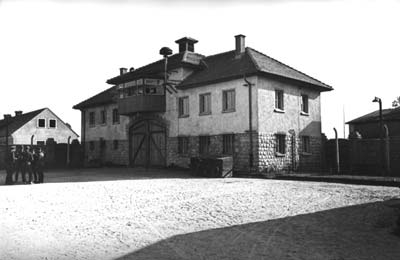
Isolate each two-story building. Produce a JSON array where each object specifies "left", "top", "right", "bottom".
[{"left": 73, "top": 35, "right": 332, "bottom": 172}]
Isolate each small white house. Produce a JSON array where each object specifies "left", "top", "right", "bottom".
[{"left": 0, "top": 108, "right": 79, "bottom": 145}]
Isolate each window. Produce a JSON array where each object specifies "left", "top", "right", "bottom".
[
  {"left": 89, "top": 112, "right": 95, "bottom": 126},
  {"left": 89, "top": 141, "right": 95, "bottom": 151},
  {"left": 100, "top": 110, "right": 106, "bottom": 124},
  {"left": 178, "top": 96, "right": 189, "bottom": 117},
  {"left": 302, "top": 136, "right": 310, "bottom": 153},
  {"left": 222, "top": 89, "right": 235, "bottom": 112},
  {"left": 178, "top": 136, "right": 189, "bottom": 155},
  {"left": 275, "top": 90, "right": 284, "bottom": 111},
  {"left": 301, "top": 94, "right": 309, "bottom": 114},
  {"left": 199, "top": 93, "right": 211, "bottom": 115},
  {"left": 37, "top": 119, "right": 46, "bottom": 128},
  {"left": 199, "top": 136, "right": 210, "bottom": 155},
  {"left": 113, "top": 140, "right": 119, "bottom": 150},
  {"left": 100, "top": 138, "right": 106, "bottom": 149},
  {"left": 275, "top": 134, "right": 286, "bottom": 154},
  {"left": 112, "top": 108, "right": 120, "bottom": 124},
  {"left": 49, "top": 119, "right": 56, "bottom": 128},
  {"left": 222, "top": 134, "right": 235, "bottom": 154}
]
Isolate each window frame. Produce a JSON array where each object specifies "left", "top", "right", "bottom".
[
  {"left": 274, "top": 89, "right": 285, "bottom": 112},
  {"left": 37, "top": 118, "right": 46, "bottom": 128},
  {"left": 48, "top": 119, "right": 57, "bottom": 128},
  {"left": 222, "top": 89, "right": 236, "bottom": 113},
  {"left": 222, "top": 134, "right": 235, "bottom": 155},
  {"left": 178, "top": 136, "right": 189, "bottom": 155},
  {"left": 301, "top": 135, "right": 311, "bottom": 154},
  {"left": 178, "top": 96, "right": 190, "bottom": 118},
  {"left": 100, "top": 110, "right": 107, "bottom": 125},
  {"left": 199, "top": 93, "right": 212, "bottom": 116},
  {"left": 301, "top": 94, "right": 309, "bottom": 115},
  {"left": 89, "top": 112, "right": 95, "bottom": 127},
  {"left": 112, "top": 108, "right": 120, "bottom": 124},
  {"left": 275, "top": 133, "right": 286, "bottom": 156},
  {"left": 199, "top": 135, "right": 210, "bottom": 155}
]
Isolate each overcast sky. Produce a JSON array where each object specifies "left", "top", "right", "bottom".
[{"left": 1, "top": 0, "right": 399, "bottom": 139}]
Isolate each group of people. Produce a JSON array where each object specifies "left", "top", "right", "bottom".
[{"left": 4, "top": 145, "right": 45, "bottom": 185}]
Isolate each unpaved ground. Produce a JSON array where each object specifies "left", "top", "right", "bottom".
[{"left": 0, "top": 168, "right": 399, "bottom": 260}]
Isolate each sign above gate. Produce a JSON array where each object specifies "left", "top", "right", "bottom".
[{"left": 117, "top": 78, "right": 164, "bottom": 89}]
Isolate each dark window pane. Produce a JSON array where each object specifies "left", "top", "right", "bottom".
[
  {"left": 223, "top": 134, "right": 235, "bottom": 154},
  {"left": 199, "top": 136, "right": 210, "bottom": 154},
  {"left": 38, "top": 119, "right": 45, "bottom": 128}
]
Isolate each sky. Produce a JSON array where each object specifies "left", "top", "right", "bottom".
[{"left": 0, "top": 0, "right": 399, "bottom": 139}]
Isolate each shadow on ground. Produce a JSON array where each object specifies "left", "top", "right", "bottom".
[
  {"left": 0, "top": 167, "right": 198, "bottom": 185},
  {"left": 115, "top": 201, "right": 400, "bottom": 260}
]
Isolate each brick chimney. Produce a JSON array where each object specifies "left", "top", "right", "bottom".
[
  {"left": 119, "top": 67, "right": 127, "bottom": 75},
  {"left": 235, "top": 34, "right": 246, "bottom": 56},
  {"left": 175, "top": 37, "right": 198, "bottom": 53},
  {"left": 15, "top": 111, "right": 23, "bottom": 116}
]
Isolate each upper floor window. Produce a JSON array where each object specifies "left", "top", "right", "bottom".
[
  {"left": 302, "top": 136, "right": 311, "bottom": 153},
  {"left": 112, "top": 108, "right": 120, "bottom": 124},
  {"left": 37, "top": 119, "right": 46, "bottom": 128},
  {"left": 178, "top": 136, "right": 189, "bottom": 155},
  {"left": 100, "top": 110, "right": 106, "bottom": 125},
  {"left": 199, "top": 93, "right": 211, "bottom": 115},
  {"left": 49, "top": 119, "right": 57, "bottom": 128},
  {"left": 222, "top": 89, "right": 235, "bottom": 112},
  {"left": 178, "top": 96, "right": 189, "bottom": 117},
  {"left": 222, "top": 134, "right": 235, "bottom": 154},
  {"left": 199, "top": 136, "right": 210, "bottom": 155},
  {"left": 89, "top": 112, "right": 95, "bottom": 126},
  {"left": 275, "top": 90, "right": 284, "bottom": 111},
  {"left": 275, "top": 133, "right": 286, "bottom": 155},
  {"left": 301, "top": 94, "right": 309, "bottom": 114}
]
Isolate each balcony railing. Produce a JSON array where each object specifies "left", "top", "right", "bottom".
[{"left": 118, "top": 95, "right": 166, "bottom": 115}]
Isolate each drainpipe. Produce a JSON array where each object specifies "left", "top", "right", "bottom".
[
  {"left": 67, "top": 136, "right": 71, "bottom": 167},
  {"left": 244, "top": 76, "right": 254, "bottom": 172},
  {"left": 334, "top": 127, "right": 340, "bottom": 174},
  {"left": 31, "top": 135, "right": 34, "bottom": 145}
]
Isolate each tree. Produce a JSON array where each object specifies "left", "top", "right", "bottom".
[{"left": 393, "top": 96, "right": 400, "bottom": 107}]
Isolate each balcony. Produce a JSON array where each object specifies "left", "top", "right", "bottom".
[{"left": 118, "top": 95, "right": 166, "bottom": 115}]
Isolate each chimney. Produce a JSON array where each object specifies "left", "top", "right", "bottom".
[
  {"left": 119, "top": 67, "right": 127, "bottom": 75},
  {"left": 15, "top": 111, "right": 23, "bottom": 116},
  {"left": 175, "top": 37, "right": 198, "bottom": 53},
  {"left": 235, "top": 34, "right": 246, "bottom": 56}
]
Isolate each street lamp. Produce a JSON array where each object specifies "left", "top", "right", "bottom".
[
  {"left": 372, "top": 97, "right": 384, "bottom": 175},
  {"left": 159, "top": 47, "right": 173, "bottom": 94}
]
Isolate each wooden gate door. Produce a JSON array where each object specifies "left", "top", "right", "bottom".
[{"left": 130, "top": 120, "right": 166, "bottom": 167}]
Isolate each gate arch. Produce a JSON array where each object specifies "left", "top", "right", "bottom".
[{"left": 129, "top": 118, "right": 167, "bottom": 167}]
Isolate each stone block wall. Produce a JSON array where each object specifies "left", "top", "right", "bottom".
[{"left": 84, "top": 139, "right": 129, "bottom": 166}]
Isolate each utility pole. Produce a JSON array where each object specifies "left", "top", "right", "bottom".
[{"left": 244, "top": 76, "right": 254, "bottom": 173}]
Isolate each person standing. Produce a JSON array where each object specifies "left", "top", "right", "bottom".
[
  {"left": 36, "top": 147, "right": 45, "bottom": 183},
  {"left": 4, "top": 146, "right": 15, "bottom": 185},
  {"left": 24, "top": 145, "right": 34, "bottom": 184},
  {"left": 13, "top": 145, "right": 25, "bottom": 184}
]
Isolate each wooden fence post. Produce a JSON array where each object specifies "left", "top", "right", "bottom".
[
  {"left": 383, "top": 124, "right": 390, "bottom": 175},
  {"left": 334, "top": 128, "right": 340, "bottom": 174}
]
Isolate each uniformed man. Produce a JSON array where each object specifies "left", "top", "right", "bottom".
[
  {"left": 4, "top": 146, "right": 15, "bottom": 185},
  {"left": 13, "top": 145, "right": 25, "bottom": 183}
]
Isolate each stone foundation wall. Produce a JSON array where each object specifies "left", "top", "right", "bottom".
[
  {"left": 84, "top": 140, "right": 129, "bottom": 166},
  {"left": 298, "top": 136, "right": 322, "bottom": 172}
]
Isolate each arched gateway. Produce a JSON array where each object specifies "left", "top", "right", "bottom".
[{"left": 129, "top": 118, "right": 166, "bottom": 167}]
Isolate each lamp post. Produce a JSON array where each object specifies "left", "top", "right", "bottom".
[
  {"left": 372, "top": 97, "right": 384, "bottom": 175},
  {"left": 159, "top": 47, "right": 173, "bottom": 94}
]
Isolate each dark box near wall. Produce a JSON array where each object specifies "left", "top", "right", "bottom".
[{"left": 190, "top": 156, "right": 233, "bottom": 178}]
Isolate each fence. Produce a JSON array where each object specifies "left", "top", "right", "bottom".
[
  {"left": 0, "top": 138, "right": 83, "bottom": 170},
  {"left": 325, "top": 137, "right": 400, "bottom": 176}
]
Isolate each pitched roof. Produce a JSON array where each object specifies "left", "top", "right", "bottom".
[
  {"left": 347, "top": 107, "right": 400, "bottom": 124},
  {"left": 73, "top": 86, "right": 117, "bottom": 110},
  {"left": 0, "top": 108, "right": 46, "bottom": 135},
  {"left": 73, "top": 43, "right": 332, "bottom": 110},
  {"left": 178, "top": 48, "right": 332, "bottom": 90}
]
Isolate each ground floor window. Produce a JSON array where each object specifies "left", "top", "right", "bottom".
[
  {"left": 113, "top": 140, "right": 119, "bottom": 150},
  {"left": 199, "top": 136, "right": 210, "bottom": 155},
  {"left": 178, "top": 136, "right": 189, "bottom": 155},
  {"left": 302, "top": 136, "right": 310, "bottom": 153},
  {"left": 275, "top": 134, "right": 286, "bottom": 154},
  {"left": 89, "top": 141, "right": 95, "bottom": 151},
  {"left": 222, "top": 134, "right": 235, "bottom": 154}
]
